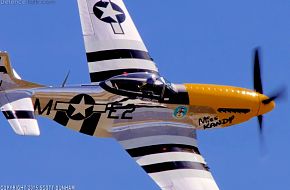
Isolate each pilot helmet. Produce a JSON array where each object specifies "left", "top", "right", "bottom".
[{"left": 146, "top": 75, "right": 157, "bottom": 85}]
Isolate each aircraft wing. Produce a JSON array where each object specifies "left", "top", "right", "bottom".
[
  {"left": 77, "top": 0, "right": 159, "bottom": 83},
  {"left": 76, "top": 1, "right": 219, "bottom": 189},
  {"left": 112, "top": 123, "right": 219, "bottom": 190}
]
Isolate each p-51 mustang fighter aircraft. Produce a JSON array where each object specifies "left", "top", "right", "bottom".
[{"left": 0, "top": 0, "right": 283, "bottom": 189}]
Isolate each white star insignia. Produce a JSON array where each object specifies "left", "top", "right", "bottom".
[
  {"left": 70, "top": 97, "right": 92, "bottom": 117},
  {"left": 97, "top": 2, "right": 123, "bottom": 22}
]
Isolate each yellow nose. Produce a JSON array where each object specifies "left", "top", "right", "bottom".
[{"left": 257, "top": 94, "right": 275, "bottom": 115}]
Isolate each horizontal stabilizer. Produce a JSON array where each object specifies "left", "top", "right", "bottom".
[{"left": 0, "top": 91, "right": 40, "bottom": 136}]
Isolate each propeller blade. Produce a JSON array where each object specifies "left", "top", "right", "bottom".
[
  {"left": 257, "top": 115, "right": 263, "bottom": 134},
  {"left": 253, "top": 48, "right": 263, "bottom": 94},
  {"left": 251, "top": 48, "right": 285, "bottom": 153},
  {"left": 257, "top": 115, "right": 266, "bottom": 154},
  {"left": 262, "top": 87, "right": 287, "bottom": 104}
]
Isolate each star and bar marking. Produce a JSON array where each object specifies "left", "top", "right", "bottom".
[
  {"left": 54, "top": 94, "right": 107, "bottom": 120},
  {"left": 93, "top": 0, "right": 126, "bottom": 34}
]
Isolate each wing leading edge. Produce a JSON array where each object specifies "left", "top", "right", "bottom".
[{"left": 77, "top": 0, "right": 159, "bottom": 83}]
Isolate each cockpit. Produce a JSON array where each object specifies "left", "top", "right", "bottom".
[{"left": 100, "top": 72, "right": 176, "bottom": 101}]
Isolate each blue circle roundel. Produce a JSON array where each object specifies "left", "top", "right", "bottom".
[{"left": 93, "top": 1, "right": 126, "bottom": 24}]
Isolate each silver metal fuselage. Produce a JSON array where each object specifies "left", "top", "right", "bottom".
[{"left": 29, "top": 84, "right": 193, "bottom": 138}]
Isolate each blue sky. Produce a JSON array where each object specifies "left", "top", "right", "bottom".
[{"left": 0, "top": 0, "right": 290, "bottom": 189}]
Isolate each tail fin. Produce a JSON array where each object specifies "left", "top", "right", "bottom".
[
  {"left": 0, "top": 52, "right": 42, "bottom": 136},
  {"left": 0, "top": 52, "right": 41, "bottom": 90}
]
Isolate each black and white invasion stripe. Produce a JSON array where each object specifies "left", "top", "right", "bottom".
[
  {"left": 2, "top": 110, "right": 34, "bottom": 120},
  {"left": 1, "top": 96, "right": 40, "bottom": 136},
  {"left": 86, "top": 49, "right": 159, "bottom": 82},
  {"left": 120, "top": 135, "right": 209, "bottom": 174},
  {"left": 114, "top": 124, "right": 211, "bottom": 175},
  {"left": 113, "top": 122, "right": 220, "bottom": 189}
]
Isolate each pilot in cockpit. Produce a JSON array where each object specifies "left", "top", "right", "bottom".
[{"left": 138, "top": 75, "right": 158, "bottom": 96}]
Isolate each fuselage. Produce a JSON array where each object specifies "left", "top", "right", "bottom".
[{"left": 29, "top": 78, "right": 274, "bottom": 138}]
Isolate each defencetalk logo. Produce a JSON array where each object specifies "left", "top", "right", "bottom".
[{"left": 93, "top": 0, "right": 126, "bottom": 34}]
